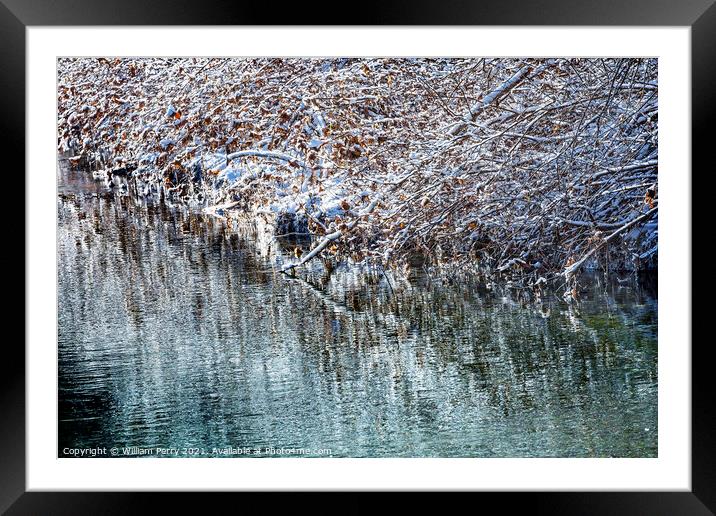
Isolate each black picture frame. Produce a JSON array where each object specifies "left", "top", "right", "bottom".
[{"left": 5, "top": 0, "right": 713, "bottom": 511}]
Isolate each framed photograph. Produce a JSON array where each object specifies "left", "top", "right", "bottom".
[{"left": 7, "top": 0, "right": 713, "bottom": 510}]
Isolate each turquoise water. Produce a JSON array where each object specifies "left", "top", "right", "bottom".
[{"left": 58, "top": 169, "right": 657, "bottom": 458}]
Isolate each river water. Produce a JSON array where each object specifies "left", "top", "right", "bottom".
[{"left": 58, "top": 168, "right": 658, "bottom": 458}]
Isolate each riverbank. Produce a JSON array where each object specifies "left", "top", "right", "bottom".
[{"left": 57, "top": 58, "right": 658, "bottom": 291}]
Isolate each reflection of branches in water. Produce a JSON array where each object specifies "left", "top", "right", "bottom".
[
  {"left": 276, "top": 252, "right": 656, "bottom": 421},
  {"left": 58, "top": 187, "right": 657, "bottom": 454}
]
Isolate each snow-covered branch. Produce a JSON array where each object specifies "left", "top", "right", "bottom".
[{"left": 57, "top": 57, "right": 659, "bottom": 286}]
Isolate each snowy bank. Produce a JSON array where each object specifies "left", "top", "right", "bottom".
[{"left": 57, "top": 57, "right": 658, "bottom": 292}]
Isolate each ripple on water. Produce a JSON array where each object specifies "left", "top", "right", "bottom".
[{"left": 58, "top": 170, "right": 658, "bottom": 458}]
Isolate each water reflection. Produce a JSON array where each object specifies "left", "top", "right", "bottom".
[{"left": 58, "top": 169, "right": 657, "bottom": 457}]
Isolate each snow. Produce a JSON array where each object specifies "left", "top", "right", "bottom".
[
  {"left": 159, "top": 138, "right": 175, "bottom": 150},
  {"left": 58, "top": 57, "right": 659, "bottom": 282}
]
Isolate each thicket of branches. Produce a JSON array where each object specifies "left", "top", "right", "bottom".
[{"left": 58, "top": 58, "right": 658, "bottom": 291}]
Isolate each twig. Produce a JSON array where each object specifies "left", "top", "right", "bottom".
[{"left": 564, "top": 207, "right": 657, "bottom": 278}]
